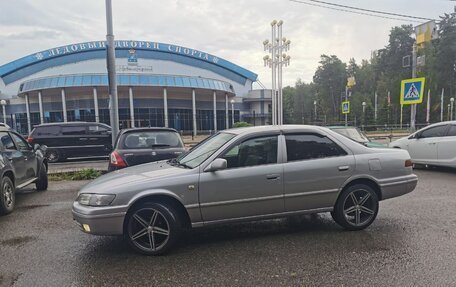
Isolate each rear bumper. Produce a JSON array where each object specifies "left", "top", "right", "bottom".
[
  {"left": 379, "top": 174, "right": 418, "bottom": 200},
  {"left": 72, "top": 202, "right": 126, "bottom": 235}
]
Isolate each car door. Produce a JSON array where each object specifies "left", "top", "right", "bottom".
[
  {"left": 198, "top": 134, "right": 284, "bottom": 222},
  {"left": 10, "top": 132, "right": 38, "bottom": 180},
  {"left": 0, "top": 132, "right": 27, "bottom": 184},
  {"left": 408, "top": 124, "right": 448, "bottom": 164},
  {"left": 60, "top": 124, "right": 90, "bottom": 157},
  {"left": 87, "top": 124, "right": 112, "bottom": 156},
  {"left": 282, "top": 133, "right": 355, "bottom": 212},
  {"left": 437, "top": 124, "right": 456, "bottom": 166}
]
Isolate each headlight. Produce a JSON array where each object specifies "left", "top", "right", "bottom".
[{"left": 77, "top": 193, "right": 116, "bottom": 206}]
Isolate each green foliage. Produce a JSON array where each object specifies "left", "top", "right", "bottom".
[
  {"left": 49, "top": 169, "right": 102, "bottom": 181},
  {"left": 233, "top": 121, "right": 252, "bottom": 128},
  {"left": 283, "top": 12, "right": 456, "bottom": 127}
]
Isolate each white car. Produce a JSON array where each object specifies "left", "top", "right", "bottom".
[{"left": 389, "top": 121, "right": 456, "bottom": 168}]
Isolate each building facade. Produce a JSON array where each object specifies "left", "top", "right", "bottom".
[{"left": 0, "top": 40, "right": 271, "bottom": 135}]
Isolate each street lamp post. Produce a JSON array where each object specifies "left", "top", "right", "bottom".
[
  {"left": 0, "top": 100, "right": 6, "bottom": 124},
  {"left": 448, "top": 104, "right": 451, "bottom": 121},
  {"left": 451, "top": 98, "right": 455, "bottom": 121},
  {"left": 230, "top": 99, "right": 235, "bottom": 127},
  {"left": 362, "top": 101, "right": 366, "bottom": 130},
  {"left": 263, "top": 20, "right": 291, "bottom": 125},
  {"left": 313, "top": 100, "right": 317, "bottom": 121}
]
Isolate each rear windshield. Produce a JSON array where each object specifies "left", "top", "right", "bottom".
[{"left": 120, "top": 131, "right": 183, "bottom": 149}]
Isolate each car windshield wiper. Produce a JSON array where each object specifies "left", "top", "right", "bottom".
[{"left": 167, "top": 158, "right": 191, "bottom": 169}]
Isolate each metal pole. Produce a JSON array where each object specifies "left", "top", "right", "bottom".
[
  {"left": 344, "top": 86, "right": 348, "bottom": 127},
  {"left": 93, "top": 87, "right": 99, "bottom": 123},
  {"left": 277, "top": 21, "right": 283, "bottom": 125},
  {"left": 25, "top": 93, "right": 31, "bottom": 134},
  {"left": 192, "top": 89, "right": 197, "bottom": 137},
  {"left": 129, "top": 87, "right": 135, "bottom": 128},
  {"left": 213, "top": 91, "right": 217, "bottom": 132},
  {"left": 61, "top": 89, "right": 67, "bottom": 122},
  {"left": 451, "top": 98, "right": 455, "bottom": 121},
  {"left": 411, "top": 43, "right": 417, "bottom": 131},
  {"left": 225, "top": 93, "right": 229, "bottom": 129},
  {"left": 448, "top": 104, "right": 451, "bottom": 121},
  {"left": 105, "top": 0, "right": 119, "bottom": 146},
  {"left": 374, "top": 92, "right": 378, "bottom": 122},
  {"left": 163, "top": 88, "right": 168, "bottom": 128},
  {"left": 440, "top": 88, "right": 445, "bottom": 122},
  {"left": 400, "top": 104, "right": 403, "bottom": 129},
  {"left": 2, "top": 105, "right": 6, "bottom": 124},
  {"left": 271, "top": 21, "right": 277, "bottom": 125},
  {"left": 38, "top": 91, "right": 44, "bottom": 124},
  {"left": 314, "top": 100, "right": 317, "bottom": 121},
  {"left": 426, "top": 89, "right": 430, "bottom": 124},
  {"left": 231, "top": 101, "right": 235, "bottom": 126}
]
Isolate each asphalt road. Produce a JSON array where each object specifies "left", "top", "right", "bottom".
[{"left": 1, "top": 168, "right": 456, "bottom": 286}]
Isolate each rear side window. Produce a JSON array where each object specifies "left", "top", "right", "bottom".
[
  {"left": 35, "top": 126, "right": 60, "bottom": 136},
  {"left": 446, "top": 125, "right": 456, "bottom": 136},
  {"left": 88, "top": 125, "right": 110, "bottom": 135},
  {"left": 121, "top": 131, "right": 183, "bottom": 149},
  {"left": 285, "top": 134, "right": 347, "bottom": 162},
  {"left": 61, "top": 125, "right": 87, "bottom": 136},
  {"left": 0, "top": 132, "right": 15, "bottom": 150},
  {"left": 420, "top": 125, "right": 447, "bottom": 138}
]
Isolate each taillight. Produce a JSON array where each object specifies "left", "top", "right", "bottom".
[
  {"left": 405, "top": 159, "right": 413, "bottom": 167},
  {"left": 110, "top": 151, "right": 127, "bottom": 168},
  {"left": 26, "top": 137, "right": 33, "bottom": 143}
]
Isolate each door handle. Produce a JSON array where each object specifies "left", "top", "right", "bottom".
[
  {"left": 428, "top": 142, "right": 437, "bottom": 145},
  {"left": 79, "top": 138, "right": 88, "bottom": 141},
  {"left": 266, "top": 174, "right": 280, "bottom": 180},
  {"left": 338, "top": 166, "right": 350, "bottom": 171}
]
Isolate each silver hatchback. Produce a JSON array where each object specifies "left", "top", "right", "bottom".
[{"left": 73, "top": 125, "right": 417, "bottom": 255}]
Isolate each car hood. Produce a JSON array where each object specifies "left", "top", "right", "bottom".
[{"left": 80, "top": 161, "right": 192, "bottom": 194}]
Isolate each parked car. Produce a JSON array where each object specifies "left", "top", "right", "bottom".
[
  {"left": 27, "top": 122, "right": 112, "bottom": 163},
  {"left": 108, "top": 128, "right": 186, "bottom": 171},
  {"left": 389, "top": 121, "right": 456, "bottom": 168},
  {"left": 0, "top": 122, "right": 11, "bottom": 129},
  {"left": 73, "top": 125, "right": 417, "bottom": 255},
  {"left": 0, "top": 127, "right": 48, "bottom": 215},
  {"left": 329, "top": 126, "right": 385, "bottom": 148}
]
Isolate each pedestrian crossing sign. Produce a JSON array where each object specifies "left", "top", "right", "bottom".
[
  {"left": 342, "top": 101, "right": 350, "bottom": 114},
  {"left": 400, "top": 77, "right": 425, "bottom": 105}
]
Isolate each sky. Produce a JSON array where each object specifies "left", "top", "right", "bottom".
[{"left": 0, "top": 0, "right": 453, "bottom": 88}]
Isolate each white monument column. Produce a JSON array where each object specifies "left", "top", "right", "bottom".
[
  {"left": 163, "top": 88, "right": 169, "bottom": 127},
  {"left": 192, "top": 89, "right": 197, "bottom": 137},
  {"left": 25, "top": 93, "right": 31, "bottom": 133},
  {"left": 213, "top": 91, "right": 217, "bottom": 132},
  {"left": 93, "top": 87, "right": 99, "bottom": 123},
  {"left": 38, "top": 91, "right": 44, "bottom": 124},
  {"left": 225, "top": 93, "right": 229, "bottom": 129},
  {"left": 129, "top": 87, "right": 135, "bottom": 128},
  {"left": 61, "top": 88, "right": 68, "bottom": 122}
]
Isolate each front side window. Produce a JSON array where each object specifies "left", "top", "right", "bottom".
[
  {"left": 10, "top": 133, "right": 30, "bottom": 151},
  {"left": 286, "top": 134, "right": 347, "bottom": 162},
  {"left": 0, "top": 132, "right": 16, "bottom": 150},
  {"left": 221, "top": 136, "right": 278, "bottom": 168},
  {"left": 420, "top": 125, "right": 447, "bottom": 138},
  {"left": 177, "top": 132, "right": 236, "bottom": 168},
  {"left": 445, "top": 125, "right": 456, "bottom": 137}
]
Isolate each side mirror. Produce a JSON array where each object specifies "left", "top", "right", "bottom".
[
  {"left": 33, "top": 144, "right": 40, "bottom": 151},
  {"left": 204, "top": 158, "right": 227, "bottom": 172}
]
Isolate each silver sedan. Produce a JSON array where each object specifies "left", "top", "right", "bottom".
[{"left": 72, "top": 125, "right": 418, "bottom": 255}]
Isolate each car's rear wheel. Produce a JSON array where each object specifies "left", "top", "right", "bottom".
[
  {"left": 0, "top": 176, "right": 15, "bottom": 215},
  {"left": 35, "top": 162, "right": 48, "bottom": 191},
  {"left": 331, "top": 184, "right": 379, "bottom": 231},
  {"left": 125, "top": 202, "right": 181, "bottom": 255},
  {"left": 46, "top": 149, "right": 61, "bottom": 163}
]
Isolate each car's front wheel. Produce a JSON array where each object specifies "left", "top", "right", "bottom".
[
  {"left": 125, "top": 202, "right": 181, "bottom": 255},
  {"left": 331, "top": 184, "right": 379, "bottom": 231},
  {"left": 35, "top": 162, "right": 48, "bottom": 191},
  {"left": 0, "top": 176, "right": 15, "bottom": 215}
]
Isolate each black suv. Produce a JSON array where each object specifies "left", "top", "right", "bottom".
[
  {"left": 0, "top": 127, "right": 48, "bottom": 215},
  {"left": 27, "top": 122, "right": 112, "bottom": 163}
]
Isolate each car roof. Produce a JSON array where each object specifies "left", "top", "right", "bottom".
[
  {"left": 224, "top": 125, "right": 332, "bottom": 135},
  {"left": 34, "top": 122, "right": 111, "bottom": 127},
  {"left": 327, "top": 126, "right": 357, "bottom": 129},
  {"left": 119, "top": 127, "right": 179, "bottom": 134},
  {"left": 0, "top": 126, "right": 11, "bottom": 132}
]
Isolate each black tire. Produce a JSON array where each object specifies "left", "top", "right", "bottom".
[
  {"left": 331, "top": 184, "right": 379, "bottom": 231},
  {"left": 46, "top": 149, "right": 61, "bottom": 163},
  {"left": 0, "top": 176, "right": 15, "bottom": 215},
  {"left": 125, "top": 202, "right": 181, "bottom": 255},
  {"left": 35, "top": 163, "right": 48, "bottom": 191}
]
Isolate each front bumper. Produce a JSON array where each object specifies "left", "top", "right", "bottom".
[
  {"left": 72, "top": 202, "right": 127, "bottom": 235},
  {"left": 379, "top": 174, "right": 418, "bottom": 200}
]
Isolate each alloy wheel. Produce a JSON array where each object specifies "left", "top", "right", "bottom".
[
  {"left": 342, "top": 189, "right": 376, "bottom": 227},
  {"left": 128, "top": 208, "right": 170, "bottom": 252},
  {"left": 3, "top": 181, "right": 13, "bottom": 208}
]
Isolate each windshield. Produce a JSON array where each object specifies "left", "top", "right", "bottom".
[
  {"left": 333, "top": 128, "right": 369, "bottom": 143},
  {"left": 176, "top": 132, "right": 236, "bottom": 168},
  {"left": 121, "top": 131, "right": 183, "bottom": 149}
]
